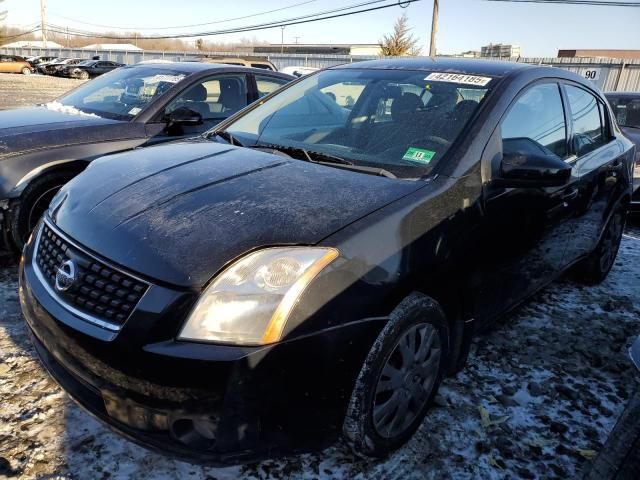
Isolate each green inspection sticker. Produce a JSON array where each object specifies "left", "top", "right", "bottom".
[{"left": 402, "top": 147, "right": 436, "bottom": 164}]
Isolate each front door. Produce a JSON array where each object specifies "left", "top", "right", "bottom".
[
  {"left": 145, "top": 73, "right": 251, "bottom": 142},
  {"left": 475, "top": 81, "right": 580, "bottom": 324}
]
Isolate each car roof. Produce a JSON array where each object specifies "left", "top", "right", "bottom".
[
  {"left": 120, "top": 61, "right": 294, "bottom": 80},
  {"left": 332, "top": 57, "right": 534, "bottom": 78},
  {"left": 122, "top": 61, "right": 279, "bottom": 74}
]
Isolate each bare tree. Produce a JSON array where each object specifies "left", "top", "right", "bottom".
[{"left": 379, "top": 12, "right": 421, "bottom": 57}]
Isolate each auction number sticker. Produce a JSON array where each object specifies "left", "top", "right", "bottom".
[
  {"left": 403, "top": 147, "right": 436, "bottom": 164},
  {"left": 425, "top": 72, "right": 492, "bottom": 86}
]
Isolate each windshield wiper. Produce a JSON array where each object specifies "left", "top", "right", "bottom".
[
  {"left": 211, "top": 130, "right": 243, "bottom": 147},
  {"left": 249, "top": 143, "right": 397, "bottom": 179}
]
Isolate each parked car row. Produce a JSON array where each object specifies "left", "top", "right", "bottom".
[{"left": 0, "top": 58, "right": 636, "bottom": 465}]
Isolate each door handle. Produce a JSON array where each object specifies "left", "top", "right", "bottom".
[{"left": 561, "top": 188, "right": 579, "bottom": 205}]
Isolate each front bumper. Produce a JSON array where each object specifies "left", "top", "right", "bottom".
[{"left": 19, "top": 243, "right": 384, "bottom": 464}]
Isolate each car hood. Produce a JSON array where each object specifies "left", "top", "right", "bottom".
[
  {"left": 0, "top": 107, "right": 130, "bottom": 158},
  {"left": 50, "top": 139, "right": 423, "bottom": 288}
]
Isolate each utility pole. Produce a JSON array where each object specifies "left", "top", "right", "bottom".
[
  {"left": 66, "top": 26, "right": 69, "bottom": 48},
  {"left": 280, "top": 26, "right": 285, "bottom": 54},
  {"left": 429, "top": 0, "right": 439, "bottom": 57},
  {"left": 40, "top": 0, "right": 47, "bottom": 48}
]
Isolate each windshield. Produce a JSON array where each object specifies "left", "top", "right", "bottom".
[
  {"left": 55, "top": 67, "right": 189, "bottom": 120},
  {"left": 220, "top": 68, "right": 493, "bottom": 178},
  {"left": 607, "top": 95, "right": 640, "bottom": 129}
]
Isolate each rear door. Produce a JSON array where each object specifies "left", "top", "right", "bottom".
[{"left": 561, "top": 83, "right": 626, "bottom": 260}]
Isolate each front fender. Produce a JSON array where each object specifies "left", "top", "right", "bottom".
[{"left": 0, "top": 138, "right": 148, "bottom": 199}]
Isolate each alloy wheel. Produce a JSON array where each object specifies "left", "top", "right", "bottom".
[{"left": 372, "top": 322, "right": 441, "bottom": 438}]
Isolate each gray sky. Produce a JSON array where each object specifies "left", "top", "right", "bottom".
[{"left": 3, "top": 0, "right": 639, "bottom": 57}]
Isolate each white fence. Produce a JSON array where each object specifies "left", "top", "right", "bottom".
[{"left": 2, "top": 46, "right": 639, "bottom": 92}]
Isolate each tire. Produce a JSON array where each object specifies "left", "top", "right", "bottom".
[
  {"left": 79, "top": 71, "right": 89, "bottom": 80},
  {"left": 573, "top": 207, "right": 626, "bottom": 285},
  {"left": 21, "top": 67, "right": 32, "bottom": 75},
  {"left": 343, "top": 292, "right": 449, "bottom": 457},
  {"left": 10, "top": 171, "right": 78, "bottom": 250}
]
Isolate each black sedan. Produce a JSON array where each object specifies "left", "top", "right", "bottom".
[
  {"left": 606, "top": 92, "right": 640, "bottom": 211},
  {"left": 61, "top": 60, "right": 125, "bottom": 80},
  {"left": 19, "top": 58, "right": 634, "bottom": 464},
  {"left": 0, "top": 62, "right": 293, "bottom": 250}
]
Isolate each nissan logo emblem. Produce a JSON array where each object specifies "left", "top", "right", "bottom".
[{"left": 55, "top": 260, "right": 77, "bottom": 292}]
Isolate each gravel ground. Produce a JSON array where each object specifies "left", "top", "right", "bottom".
[
  {"left": 0, "top": 76, "right": 639, "bottom": 479},
  {"left": 0, "top": 73, "right": 81, "bottom": 110},
  {"left": 0, "top": 222, "right": 638, "bottom": 480}
]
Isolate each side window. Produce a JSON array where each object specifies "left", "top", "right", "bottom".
[
  {"left": 255, "top": 75, "right": 289, "bottom": 99},
  {"left": 502, "top": 83, "right": 567, "bottom": 159},
  {"left": 251, "top": 64, "right": 274, "bottom": 70},
  {"left": 565, "top": 85, "right": 608, "bottom": 156},
  {"left": 166, "top": 74, "right": 249, "bottom": 120}
]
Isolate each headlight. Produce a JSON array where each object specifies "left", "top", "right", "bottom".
[{"left": 178, "top": 247, "right": 339, "bottom": 345}]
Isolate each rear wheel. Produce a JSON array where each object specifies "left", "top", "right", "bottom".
[
  {"left": 21, "top": 67, "right": 31, "bottom": 75},
  {"left": 573, "top": 207, "right": 626, "bottom": 285},
  {"left": 343, "top": 293, "right": 449, "bottom": 457},
  {"left": 10, "top": 171, "right": 78, "bottom": 250}
]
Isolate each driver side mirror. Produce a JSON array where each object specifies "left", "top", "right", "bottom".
[
  {"left": 165, "top": 106, "right": 203, "bottom": 127},
  {"left": 495, "top": 150, "right": 572, "bottom": 188}
]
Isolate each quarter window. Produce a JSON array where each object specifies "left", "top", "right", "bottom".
[
  {"left": 502, "top": 83, "right": 567, "bottom": 159},
  {"left": 255, "top": 75, "right": 289, "bottom": 99},
  {"left": 565, "top": 85, "right": 607, "bottom": 156}
]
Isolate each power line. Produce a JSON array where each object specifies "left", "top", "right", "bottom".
[
  {"left": 43, "top": 0, "right": 421, "bottom": 40},
  {"left": 48, "top": 0, "right": 320, "bottom": 31},
  {"left": 485, "top": 0, "right": 640, "bottom": 5},
  {"left": 0, "top": 26, "right": 40, "bottom": 41}
]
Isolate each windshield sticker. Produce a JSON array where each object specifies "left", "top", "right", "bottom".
[
  {"left": 403, "top": 147, "right": 436, "bottom": 164},
  {"left": 424, "top": 72, "right": 492, "bottom": 86},
  {"left": 148, "top": 74, "right": 185, "bottom": 84},
  {"left": 128, "top": 107, "right": 142, "bottom": 115}
]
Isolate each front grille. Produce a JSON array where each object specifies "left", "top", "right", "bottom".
[{"left": 34, "top": 221, "right": 148, "bottom": 330}]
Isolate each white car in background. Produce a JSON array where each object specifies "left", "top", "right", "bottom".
[{"left": 280, "top": 66, "right": 319, "bottom": 77}]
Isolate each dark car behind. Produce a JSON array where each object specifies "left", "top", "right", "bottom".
[
  {"left": 0, "top": 62, "right": 294, "bottom": 250},
  {"left": 60, "top": 60, "right": 125, "bottom": 80},
  {"left": 606, "top": 92, "right": 640, "bottom": 210}
]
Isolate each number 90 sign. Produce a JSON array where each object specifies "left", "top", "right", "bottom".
[{"left": 582, "top": 69, "right": 601, "bottom": 81}]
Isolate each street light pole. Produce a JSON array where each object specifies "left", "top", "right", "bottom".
[
  {"left": 429, "top": 0, "right": 439, "bottom": 57},
  {"left": 280, "top": 26, "right": 285, "bottom": 54}
]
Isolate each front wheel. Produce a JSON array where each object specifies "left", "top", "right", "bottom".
[
  {"left": 21, "top": 67, "right": 32, "bottom": 75},
  {"left": 573, "top": 207, "right": 626, "bottom": 285},
  {"left": 343, "top": 293, "right": 449, "bottom": 457},
  {"left": 79, "top": 71, "right": 89, "bottom": 80},
  {"left": 10, "top": 171, "right": 78, "bottom": 250}
]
